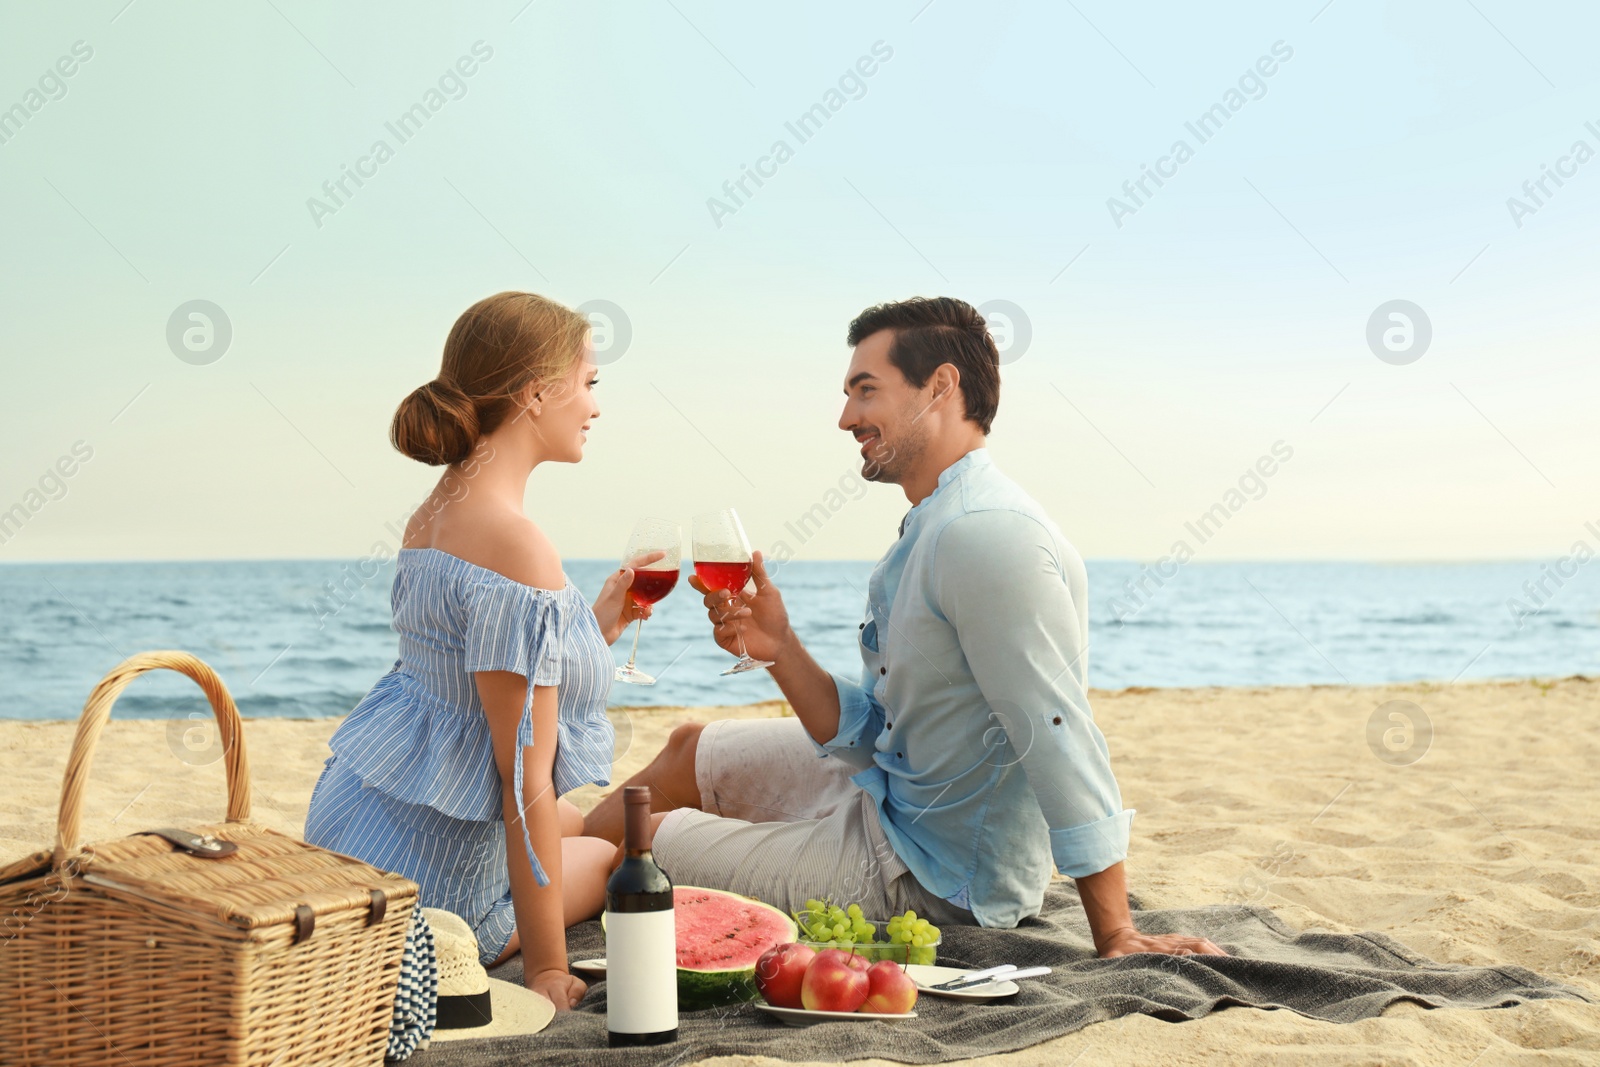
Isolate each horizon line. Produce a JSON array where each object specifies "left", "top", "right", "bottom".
[{"left": 0, "top": 554, "right": 1572, "bottom": 567}]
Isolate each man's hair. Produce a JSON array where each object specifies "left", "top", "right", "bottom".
[{"left": 846, "top": 297, "right": 1001, "bottom": 434}]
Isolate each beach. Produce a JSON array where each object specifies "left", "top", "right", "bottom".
[{"left": 4, "top": 678, "right": 1597, "bottom": 1065}]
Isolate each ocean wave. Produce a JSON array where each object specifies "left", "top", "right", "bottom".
[
  {"left": 1367, "top": 612, "right": 1457, "bottom": 625},
  {"left": 3, "top": 559, "right": 1598, "bottom": 718}
]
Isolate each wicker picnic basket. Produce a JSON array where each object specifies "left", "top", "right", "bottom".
[{"left": 0, "top": 651, "right": 419, "bottom": 1067}]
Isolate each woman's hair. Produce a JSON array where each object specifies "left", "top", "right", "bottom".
[{"left": 391, "top": 291, "right": 591, "bottom": 465}]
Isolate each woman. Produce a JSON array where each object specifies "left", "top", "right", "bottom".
[{"left": 306, "top": 291, "right": 654, "bottom": 1013}]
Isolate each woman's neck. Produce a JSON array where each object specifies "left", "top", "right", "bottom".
[{"left": 457, "top": 426, "right": 538, "bottom": 507}]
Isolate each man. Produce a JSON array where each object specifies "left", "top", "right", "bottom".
[{"left": 587, "top": 297, "right": 1225, "bottom": 958}]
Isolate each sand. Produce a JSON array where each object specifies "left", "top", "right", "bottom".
[{"left": 3, "top": 679, "right": 1598, "bottom": 1065}]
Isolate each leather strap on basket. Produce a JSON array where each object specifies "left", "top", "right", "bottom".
[
  {"left": 368, "top": 888, "right": 388, "bottom": 926},
  {"left": 54, "top": 651, "right": 252, "bottom": 871}
]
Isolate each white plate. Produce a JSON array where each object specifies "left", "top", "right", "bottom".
[
  {"left": 570, "top": 958, "right": 607, "bottom": 979},
  {"left": 904, "top": 963, "right": 1021, "bottom": 999},
  {"left": 756, "top": 1004, "right": 918, "bottom": 1026}
]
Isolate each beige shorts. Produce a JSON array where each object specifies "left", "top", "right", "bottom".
[{"left": 652, "top": 717, "right": 972, "bottom": 925}]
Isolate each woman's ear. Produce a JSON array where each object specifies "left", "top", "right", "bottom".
[{"left": 515, "top": 379, "right": 543, "bottom": 416}]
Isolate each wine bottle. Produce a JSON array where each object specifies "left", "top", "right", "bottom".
[{"left": 605, "top": 786, "right": 678, "bottom": 1046}]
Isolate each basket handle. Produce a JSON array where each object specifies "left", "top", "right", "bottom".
[{"left": 54, "top": 650, "right": 252, "bottom": 869}]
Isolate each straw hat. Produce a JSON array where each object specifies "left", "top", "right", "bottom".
[{"left": 423, "top": 908, "right": 554, "bottom": 1042}]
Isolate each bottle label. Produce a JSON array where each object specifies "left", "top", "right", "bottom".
[{"left": 605, "top": 909, "right": 679, "bottom": 1034}]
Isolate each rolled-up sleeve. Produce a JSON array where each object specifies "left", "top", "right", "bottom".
[
  {"left": 807, "top": 672, "right": 886, "bottom": 772},
  {"left": 931, "top": 510, "right": 1134, "bottom": 879}
]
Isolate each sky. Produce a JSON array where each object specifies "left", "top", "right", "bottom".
[{"left": 2, "top": 0, "right": 1597, "bottom": 565}]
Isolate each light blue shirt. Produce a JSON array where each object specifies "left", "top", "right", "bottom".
[{"left": 815, "top": 449, "right": 1134, "bottom": 927}]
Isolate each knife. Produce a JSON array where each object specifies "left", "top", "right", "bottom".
[
  {"left": 928, "top": 964, "right": 1016, "bottom": 990},
  {"left": 932, "top": 965, "right": 1052, "bottom": 991}
]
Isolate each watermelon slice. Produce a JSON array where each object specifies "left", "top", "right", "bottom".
[{"left": 602, "top": 886, "right": 798, "bottom": 1011}]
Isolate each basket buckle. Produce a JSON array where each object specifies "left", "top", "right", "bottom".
[{"left": 135, "top": 828, "right": 239, "bottom": 859}]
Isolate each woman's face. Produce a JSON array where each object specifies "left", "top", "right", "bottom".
[{"left": 533, "top": 347, "right": 600, "bottom": 463}]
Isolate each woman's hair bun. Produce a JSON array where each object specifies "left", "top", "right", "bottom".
[
  {"left": 394, "top": 292, "right": 590, "bottom": 466},
  {"left": 390, "top": 379, "right": 480, "bottom": 466}
]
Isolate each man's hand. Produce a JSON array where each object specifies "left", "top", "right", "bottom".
[
  {"left": 527, "top": 967, "right": 587, "bottom": 1011},
  {"left": 591, "top": 550, "right": 667, "bottom": 645},
  {"left": 688, "top": 550, "right": 791, "bottom": 664},
  {"left": 1076, "top": 861, "right": 1230, "bottom": 960},
  {"left": 1095, "top": 926, "right": 1229, "bottom": 959}
]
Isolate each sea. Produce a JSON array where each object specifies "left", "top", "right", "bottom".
[{"left": 1, "top": 559, "right": 1595, "bottom": 722}]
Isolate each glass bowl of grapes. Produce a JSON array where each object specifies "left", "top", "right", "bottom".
[{"left": 793, "top": 899, "right": 941, "bottom": 966}]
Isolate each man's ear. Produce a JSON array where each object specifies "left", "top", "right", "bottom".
[{"left": 930, "top": 363, "right": 962, "bottom": 407}]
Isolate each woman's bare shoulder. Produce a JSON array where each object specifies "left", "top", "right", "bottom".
[
  {"left": 407, "top": 504, "right": 564, "bottom": 592},
  {"left": 473, "top": 516, "right": 564, "bottom": 591}
]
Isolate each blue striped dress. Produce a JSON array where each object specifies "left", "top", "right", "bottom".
[{"left": 305, "top": 547, "right": 615, "bottom": 964}]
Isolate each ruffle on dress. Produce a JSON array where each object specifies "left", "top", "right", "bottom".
[{"left": 330, "top": 576, "right": 612, "bottom": 887}]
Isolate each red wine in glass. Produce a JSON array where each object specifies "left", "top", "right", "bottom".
[
  {"left": 692, "top": 561, "right": 750, "bottom": 594},
  {"left": 615, "top": 518, "right": 683, "bottom": 686},
  {"left": 691, "top": 509, "right": 774, "bottom": 676},
  {"left": 628, "top": 569, "right": 680, "bottom": 606}
]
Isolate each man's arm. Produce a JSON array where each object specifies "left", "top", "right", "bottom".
[
  {"left": 1077, "top": 861, "right": 1225, "bottom": 957},
  {"left": 688, "top": 551, "right": 882, "bottom": 769},
  {"left": 932, "top": 511, "right": 1227, "bottom": 957}
]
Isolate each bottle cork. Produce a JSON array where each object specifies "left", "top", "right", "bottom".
[{"left": 623, "top": 785, "right": 654, "bottom": 851}]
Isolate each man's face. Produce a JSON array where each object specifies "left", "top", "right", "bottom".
[{"left": 837, "top": 329, "right": 926, "bottom": 484}]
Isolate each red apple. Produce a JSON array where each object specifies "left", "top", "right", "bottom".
[
  {"left": 859, "top": 959, "right": 918, "bottom": 1014},
  {"left": 800, "top": 948, "right": 870, "bottom": 1012},
  {"left": 754, "top": 942, "right": 816, "bottom": 1009}
]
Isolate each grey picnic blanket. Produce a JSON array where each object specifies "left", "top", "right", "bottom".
[{"left": 408, "top": 883, "right": 1592, "bottom": 1066}]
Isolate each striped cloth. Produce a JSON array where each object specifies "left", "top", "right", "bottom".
[
  {"left": 386, "top": 903, "right": 438, "bottom": 1061},
  {"left": 305, "top": 547, "right": 614, "bottom": 964}
]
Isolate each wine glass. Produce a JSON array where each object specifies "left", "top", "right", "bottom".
[
  {"left": 692, "top": 508, "right": 775, "bottom": 675},
  {"left": 614, "top": 518, "right": 682, "bottom": 686}
]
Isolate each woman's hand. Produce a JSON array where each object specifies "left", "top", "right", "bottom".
[
  {"left": 528, "top": 967, "right": 587, "bottom": 1011},
  {"left": 592, "top": 550, "right": 668, "bottom": 645}
]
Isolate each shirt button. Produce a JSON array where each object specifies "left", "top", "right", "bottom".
[
  {"left": 859, "top": 623, "right": 865, "bottom": 630},
  {"left": 879, "top": 667, "right": 887, "bottom": 675}
]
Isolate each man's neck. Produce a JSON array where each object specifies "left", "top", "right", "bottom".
[{"left": 900, "top": 434, "right": 987, "bottom": 506}]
